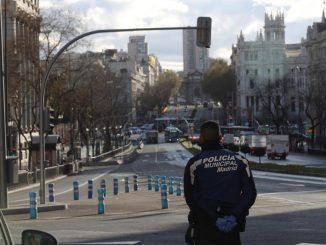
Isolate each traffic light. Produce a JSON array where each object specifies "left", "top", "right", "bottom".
[
  {"left": 43, "top": 107, "right": 55, "bottom": 133},
  {"left": 196, "top": 17, "right": 212, "bottom": 48}
]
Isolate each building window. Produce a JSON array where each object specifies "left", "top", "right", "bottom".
[
  {"left": 267, "top": 69, "right": 270, "bottom": 75},
  {"left": 276, "top": 95, "right": 281, "bottom": 106},
  {"left": 250, "top": 79, "right": 255, "bottom": 89},
  {"left": 254, "top": 52, "right": 258, "bottom": 60},
  {"left": 275, "top": 80, "right": 280, "bottom": 88},
  {"left": 245, "top": 51, "right": 249, "bottom": 61},
  {"left": 246, "top": 96, "right": 250, "bottom": 108},
  {"left": 299, "top": 97, "right": 304, "bottom": 111},
  {"left": 256, "top": 96, "right": 259, "bottom": 112},
  {"left": 246, "top": 69, "right": 249, "bottom": 75},
  {"left": 291, "top": 97, "right": 296, "bottom": 112},
  {"left": 254, "top": 69, "right": 258, "bottom": 76},
  {"left": 251, "top": 96, "right": 254, "bottom": 108}
]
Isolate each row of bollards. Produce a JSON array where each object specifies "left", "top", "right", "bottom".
[
  {"left": 29, "top": 174, "right": 183, "bottom": 219},
  {"left": 147, "top": 175, "right": 184, "bottom": 209}
]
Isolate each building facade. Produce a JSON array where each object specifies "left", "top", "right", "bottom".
[
  {"left": 103, "top": 49, "right": 147, "bottom": 122},
  {"left": 6, "top": 0, "right": 40, "bottom": 170},
  {"left": 304, "top": 12, "right": 326, "bottom": 146},
  {"left": 182, "top": 29, "right": 209, "bottom": 104},
  {"left": 231, "top": 13, "right": 307, "bottom": 128},
  {"left": 128, "top": 35, "right": 148, "bottom": 64}
]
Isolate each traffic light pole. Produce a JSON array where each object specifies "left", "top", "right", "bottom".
[
  {"left": 0, "top": 1, "right": 7, "bottom": 209},
  {"left": 39, "top": 22, "right": 211, "bottom": 204}
]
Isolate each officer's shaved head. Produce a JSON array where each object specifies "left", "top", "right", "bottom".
[{"left": 200, "top": 121, "right": 220, "bottom": 142}]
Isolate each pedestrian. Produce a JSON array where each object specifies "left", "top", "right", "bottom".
[{"left": 184, "top": 121, "right": 257, "bottom": 245}]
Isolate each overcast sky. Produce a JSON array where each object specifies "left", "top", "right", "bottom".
[{"left": 41, "top": 0, "right": 325, "bottom": 70}]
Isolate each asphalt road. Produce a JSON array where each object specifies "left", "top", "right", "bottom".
[
  {"left": 5, "top": 135, "right": 326, "bottom": 245},
  {"left": 246, "top": 152, "right": 326, "bottom": 167}
]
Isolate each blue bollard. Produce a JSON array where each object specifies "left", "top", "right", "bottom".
[
  {"left": 113, "top": 178, "right": 119, "bottom": 195},
  {"left": 100, "top": 179, "right": 106, "bottom": 197},
  {"left": 98, "top": 188, "right": 105, "bottom": 214},
  {"left": 154, "top": 175, "right": 159, "bottom": 192},
  {"left": 133, "top": 175, "right": 138, "bottom": 191},
  {"left": 88, "top": 180, "right": 93, "bottom": 199},
  {"left": 48, "top": 183, "right": 55, "bottom": 202},
  {"left": 161, "top": 184, "right": 168, "bottom": 209},
  {"left": 161, "top": 176, "right": 166, "bottom": 185},
  {"left": 168, "top": 177, "right": 174, "bottom": 195},
  {"left": 176, "top": 177, "right": 181, "bottom": 196},
  {"left": 29, "top": 192, "right": 37, "bottom": 219},
  {"left": 73, "top": 181, "right": 79, "bottom": 200},
  {"left": 125, "top": 177, "right": 129, "bottom": 193},
  {"left": 148, "top": 175, "right": 152, "bottom": 191}
]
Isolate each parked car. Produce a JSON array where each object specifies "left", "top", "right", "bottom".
[
  {"left": 164, "top": 127, "right": 183, "bottom": 142},
  {"left": 140, "top": 123, "right": 154, "bottom": 131},
  {"left": 145, "top": 130, "right": 159, "bottom": 144}
]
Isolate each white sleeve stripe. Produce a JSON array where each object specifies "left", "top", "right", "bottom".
[
  {"left": 190, "top": 159, "right": 202, "bottom": 185},
  {"left": 235, "top": 155, "right": 251, "bottom": 177}
]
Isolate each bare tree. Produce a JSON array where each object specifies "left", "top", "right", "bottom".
[
  {"left": 301, "top": 78, "right": 326, "bottom": 148},
  {"left": 7, "top": 8, "right": 86, "bottom": 170},
  {"left": 256, "top": 78, "right": 291, "bottom": 134}
]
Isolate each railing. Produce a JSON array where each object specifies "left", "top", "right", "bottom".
[{"left": 88, "top": 142, "right": 132, "bottom": 163}]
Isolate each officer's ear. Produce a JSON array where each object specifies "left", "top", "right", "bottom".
[{"left": 199, "top": 134, "right": 205, "bottom": 145}]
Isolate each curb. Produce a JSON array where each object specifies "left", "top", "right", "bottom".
[{"left": 1, "top": 203, "right": 68, "bottom": 215}]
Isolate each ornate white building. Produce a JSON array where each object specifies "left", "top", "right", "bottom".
[{"left": 231, "top": 13, "right": 307, "bottom": 127}]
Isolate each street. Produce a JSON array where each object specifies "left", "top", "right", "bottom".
[
  {"left": 5, "top": 135, "right": 326, "bottom": 245},
  {"left": 246, "top": 152, "right": 326, "bottom": 167}
]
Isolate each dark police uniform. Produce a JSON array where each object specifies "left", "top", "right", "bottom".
[{"left": 184, "top": 141, "right": 257, "bottom": 245}]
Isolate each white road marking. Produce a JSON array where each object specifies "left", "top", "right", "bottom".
[
  {"left": 8, "top": 175, "right": 67, "bottom": 194},
  {"left": 253, "top": 174, "right": 326, "bottom": 186},
  {"left": 9, "top": 169, "right": 112, "bottom": 203},
  {"left": 259, "top": 196, "right": 315, "bottom": 205},
  {"left": 258, "top": 189, "right": 326, "bottom": 196},
  {"left": 296, "top": 243, "right": 326, "bottom": 245},
  {"left": 280, "top": 183, "right": 305, "bottom": 187}
]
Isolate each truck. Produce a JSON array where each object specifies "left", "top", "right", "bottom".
[
  {"left": 266, "top": 135, "right": 289, "bottom": 160},
  {"left": 222, "top": 133, "right": 234, "bottom": 145},
  {"left": 248, "top": 135, "right": 267, "bottom": 156}
]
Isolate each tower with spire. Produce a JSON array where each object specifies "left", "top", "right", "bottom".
[{"left": 264, "top": 12, "right": 285, "bottom": 43}]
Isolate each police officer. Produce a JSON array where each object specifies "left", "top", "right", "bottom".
[{"left": 184, "top": 121, "right": 257, "bottom": 245}]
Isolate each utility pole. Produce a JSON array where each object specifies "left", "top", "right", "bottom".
[{"left": 0, "top": 0, "right": 8, "bottom": 209}]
